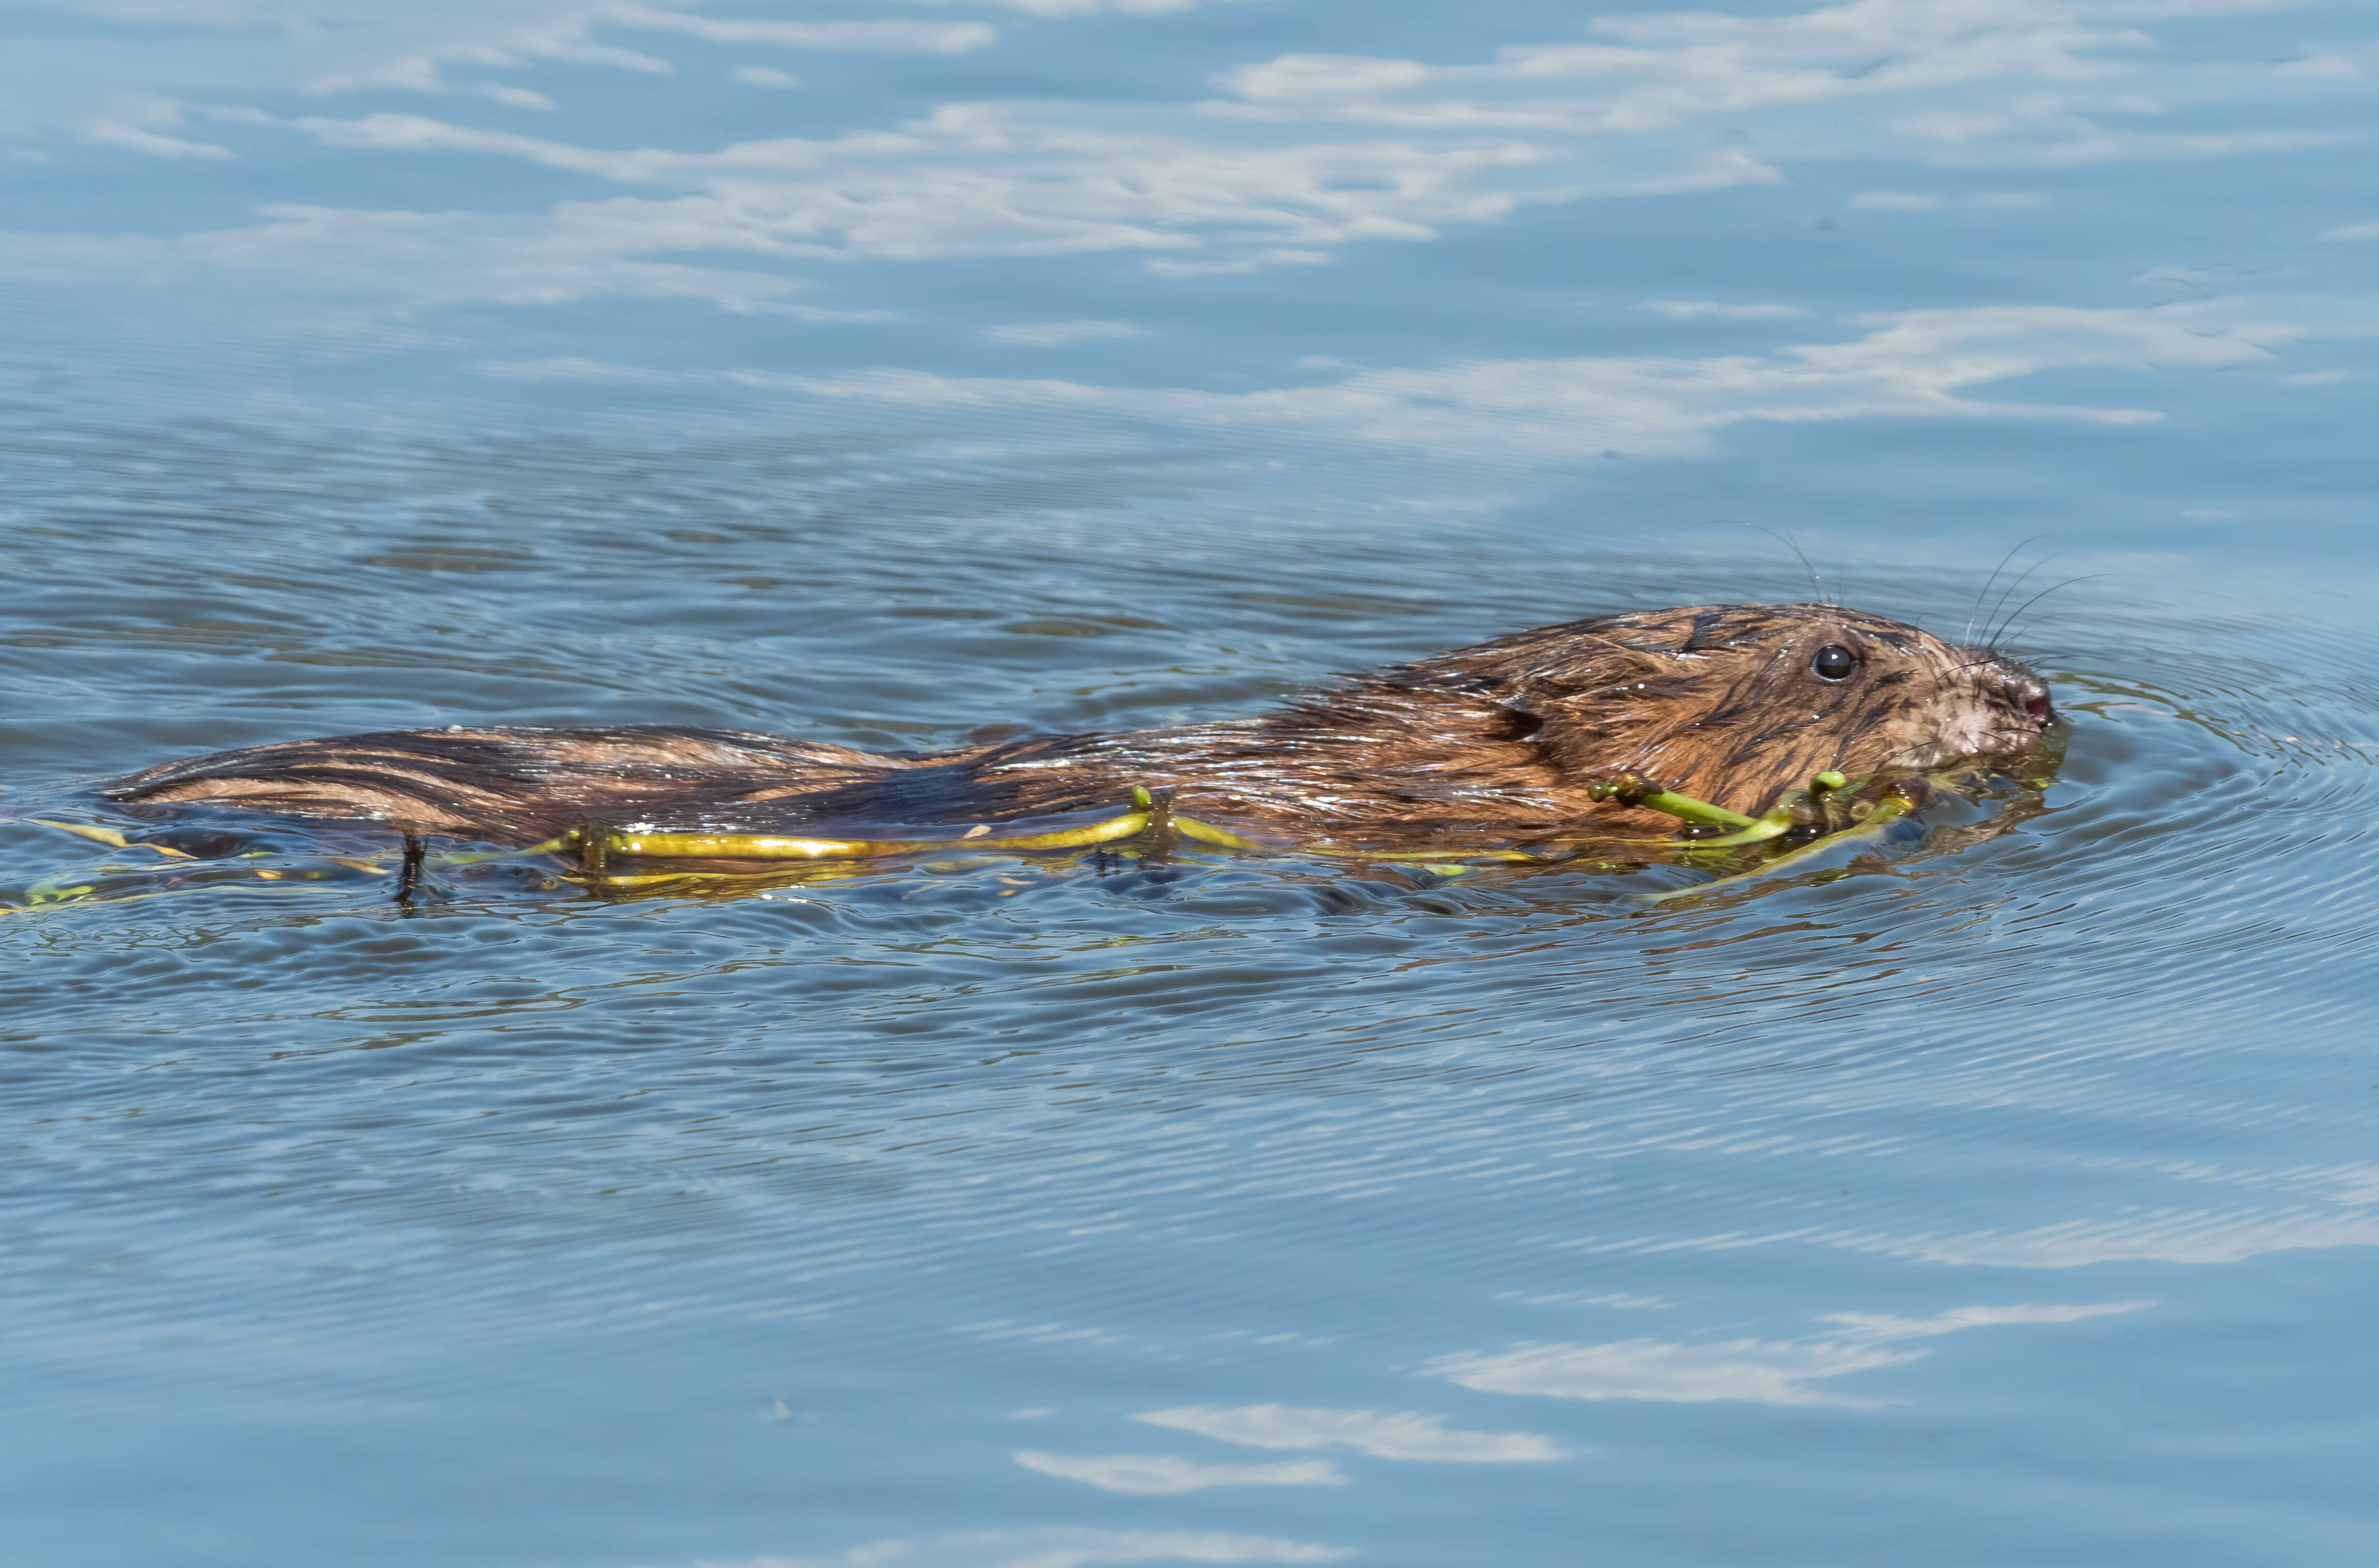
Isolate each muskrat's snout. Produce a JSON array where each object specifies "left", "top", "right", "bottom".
[
  {"left": 1958, "top": 647, "right": 2056, "bottom": 757},
  {"left": 1986, "top": 654, "right": 2054, "bottom": 725}
]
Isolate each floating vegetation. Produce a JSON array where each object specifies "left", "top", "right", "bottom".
[{"left": 2, "top": 762, "right": 2046, "bottom": 914}]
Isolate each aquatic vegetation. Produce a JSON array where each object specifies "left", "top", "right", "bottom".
[{"left": 2, "top": 759, "right": 2052, "bottom": 913}]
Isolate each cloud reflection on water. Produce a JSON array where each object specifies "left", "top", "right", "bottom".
[
  {"left": 1425, "top": 1300, "right": 2152, "bottom": 1408},
  {"left": 10, "top": 0, "right": 2368, "bottom": 371},
  {"left": 1857, "top": 1209, "right": 2379, "bottom": 1267},
  {"left": 1131, "top": 1402, "right": 1568, "bottom": 1461},
  {"left": 480, "top": 297, "right": 2324, "bottom": 459},
  {"left": 664, "top": 1526, "right": 1347, "bottom": 1568},
  {"left": 1013, "top": 1449, "right": 1347, "bottom": 1494}
]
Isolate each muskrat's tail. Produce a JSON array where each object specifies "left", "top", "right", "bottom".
[{"left": 101, "top": 725, "right": 895, "bottom": 845}]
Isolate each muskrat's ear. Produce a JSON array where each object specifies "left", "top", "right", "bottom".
[
  {"left": 1416, "top": 616, "right": 1691, "bottom": 757},
  {"left": 1492, "top": 678, "right": 1554, "bottom": 718},
  {"left": 1483, "top": 664, "right": 1590, "bottom": 718},
  {"left": 1485, "top": 646, "right": 1698, "bottom": 770}
]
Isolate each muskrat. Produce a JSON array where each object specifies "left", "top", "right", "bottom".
[{"left": 102, "top": 603, "right": 2053, "bottom": 856}]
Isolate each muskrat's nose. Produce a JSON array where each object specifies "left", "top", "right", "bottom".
[
  {"left": 1996, "top": 663, "right": 2053, "bottom": 725},
  {"left": 1971, "top": 651, "right": 2052, "bottom": 726}
]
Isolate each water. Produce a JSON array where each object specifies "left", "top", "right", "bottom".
[{"left": 4, "top": 4, "right": 2377, "bottom": 1565}]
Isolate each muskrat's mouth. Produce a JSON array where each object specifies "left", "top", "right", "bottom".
[{"left": 1904, "top": 733, "right": 2049, "bottom": 775}]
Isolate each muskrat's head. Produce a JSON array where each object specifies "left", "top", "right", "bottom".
[{"left": 1430, "top": 603, "right": 2055, "bottom": 816}]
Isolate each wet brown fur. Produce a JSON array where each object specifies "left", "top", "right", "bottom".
[{"left": 105, "top": 603, "right": 2053, "bottom": 850}]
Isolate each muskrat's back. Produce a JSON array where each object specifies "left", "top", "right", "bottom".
[{"left": 104, "top": 604, "right": 2054, "bottom": 849}]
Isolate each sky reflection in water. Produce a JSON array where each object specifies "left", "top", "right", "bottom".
[{"left": 2, "top": 3, "right": 2377, "bottom": 1566}]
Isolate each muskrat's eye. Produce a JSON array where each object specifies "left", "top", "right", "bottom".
[{"left": 1809, "top": 644, "right": 1857, "bottom": 682}]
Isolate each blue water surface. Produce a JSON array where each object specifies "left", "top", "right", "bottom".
[{"left": 3, "top": 3, "right": 2377, "bottom": 1565}]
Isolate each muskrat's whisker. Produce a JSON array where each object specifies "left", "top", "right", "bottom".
[
  {"left": 1763, "top": 524, "right": 1826, "bottom": 605},
  {"left": 1685, "top": 520, "right": 1827, "bottom": 604},
  {"left": 1989, "top": 574, "right": 2115, "bottom": 651},
  {"left": 1976, "top": 548, "right": 2067, "bottom": 650},
  {"left": 1968, "top": 535, "right": 2048, "bottom": 644}
]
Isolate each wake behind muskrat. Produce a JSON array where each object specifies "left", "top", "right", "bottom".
[{"left": 102, "top": 603, "right": 2054, "bottom": 856}]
